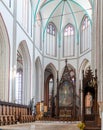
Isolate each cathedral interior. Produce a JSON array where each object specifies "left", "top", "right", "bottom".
[{"left": 0, "top": 0, "right": 103, "bottom": 130}]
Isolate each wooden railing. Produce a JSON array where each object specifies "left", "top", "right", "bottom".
[{"left": 0, "top": 101, "right": 35, "bottom": 125}]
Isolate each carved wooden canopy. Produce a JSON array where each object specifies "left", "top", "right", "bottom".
[
  {"left": 59, "top": 59, "right": 74, "bottom": 87},
  {"left": 82, "top": 67, "right": 98, "bottom": 122}
]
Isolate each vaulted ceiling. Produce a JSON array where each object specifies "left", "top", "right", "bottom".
[{"left": 32, "top": 0, "right": 93, "bottom": 39}]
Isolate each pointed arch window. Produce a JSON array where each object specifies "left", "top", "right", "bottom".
[
  {"left": 46, "top": 23, "right": 57, "bottom": 57},
  {"left": 49, "top": 78, "right": 53, "bottom": 108},
  {"left": 63, "top": 24, "right": 75, "bottom": 57},
  {"left": 80, "top": 16, "right": 91, "bottom": 53},
  {"left": 16, "top": 51, "right": 23, "bottom": 104},
  {"left": 16, "top": 70, "right": 23, "bottom": 104}
]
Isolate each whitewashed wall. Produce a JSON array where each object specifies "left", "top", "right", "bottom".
[{"left": 0, "top": 0, "right": 92, "bottom": 104}]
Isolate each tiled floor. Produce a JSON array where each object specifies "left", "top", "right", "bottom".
[{"left": 0, "top": 121, "right": 80, "bottom": 130}]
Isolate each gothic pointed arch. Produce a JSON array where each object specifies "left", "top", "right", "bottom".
[
  {"left": 78, "top": 59, "right": 91, "bottom": 119},
  {"left": 44, "top": 63, "right": 57, "bottom": 80},
  {"left": 79, "top": 59, "right": 90, "bottom": 80},
  {"left": 0, "top": 14, "right": 10, "bottom": 101},
  {"left": 16, "top": 40, "right": 31, "bottom": 104},
  {"left": 44, "top": 63, "right": 57, "bottom": 117}
]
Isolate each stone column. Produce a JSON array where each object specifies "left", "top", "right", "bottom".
[
  {"left": 11, "top": 0, "right": 17, "bottom": 103},
  {"left": 91, "top": 0, "right": 97, "bottom": 71},
  {"left": 98, "top": 102, "right": 103, "bottom": 130},
  {"left": 98, "top": 0, "right": 103, "bottom": 102},
  {"left": 31, "top": 23, "right": 36, "bottom": 103},
  {"left": 41, "top": 20, "right": 45, "bottom": 102},
  {"left": 92, "top": 0, "right": 103, "bottom": 101}
]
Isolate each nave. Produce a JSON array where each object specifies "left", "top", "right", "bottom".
[{"left": 1, "top": 0, "right": 103, "bottom": 129}]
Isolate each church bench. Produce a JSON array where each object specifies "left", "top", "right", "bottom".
[
  {"left": 0, "top": 116, "right": 3, "bottom": 125},
  {"left": 0, "top": 115, "right": 15, "bottom": 125},
  {"left": 19, "top": 115, "right": 35, "bottom": 123},
  {"left": 9, "top": 115, "right": 15, "bottom": 124},
  {"left": 0, "top": 101, "right": 34, "bottom": 125}
]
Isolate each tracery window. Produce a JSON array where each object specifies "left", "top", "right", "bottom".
[
  {"left": 46, "top": 23, "right": 57, "bottom": 57},
  {"left": 63, "top": 24, "right": 75, "bottom": 57},
  {"left": 16, "top": 70, "right": 23, "bottom": 104},
  {"left": 80, "top": 16, "right": 91, "bottom": 53},
  {"left": 16, "top": 51, "right": 23, "bottom": 104},
  {"left": 49, "top": 78, "right": 53, "bottom": 108}
]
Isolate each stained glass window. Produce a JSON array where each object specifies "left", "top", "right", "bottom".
[
  {"left": 46, "top": 23, "right": 57, "bottom": 56},
  {"left": 16, "top": 51, "right": 23, "bottom": 104},
  {"left": 63, "top": 24, "right": 75, "bottom": 57},
  {"left": 80, "top": 16, "right": 91, "bottom": 53}
]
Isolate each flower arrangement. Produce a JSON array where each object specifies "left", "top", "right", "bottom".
[{"left": 77, "top": 122, "right": 85, "bottom": 130}]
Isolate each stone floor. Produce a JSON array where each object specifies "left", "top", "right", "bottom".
[{"left": 0, "top": 121, "right": 80, "bottom": 130}]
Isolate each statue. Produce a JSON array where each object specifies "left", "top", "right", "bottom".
[{"left": 85, "top": 92, "right": 93, "bottom": 114}]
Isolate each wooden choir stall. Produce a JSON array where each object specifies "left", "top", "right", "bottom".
[{"left": 0, "top": 101, "right": 35, "bottom": 126}]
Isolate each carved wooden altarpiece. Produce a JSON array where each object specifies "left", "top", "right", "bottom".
[{"left": 56, "top": 60, "right": 76, "bottom": 120}]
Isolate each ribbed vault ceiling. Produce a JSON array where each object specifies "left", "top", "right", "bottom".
[{"left": 32, "top": 0, "right": 93, "bottom": 40}]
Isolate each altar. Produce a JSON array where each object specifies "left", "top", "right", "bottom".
[{"left": 56, "top": 60, "right": 79, "bottom": 120}]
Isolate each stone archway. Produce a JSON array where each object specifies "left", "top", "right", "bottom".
[
  {"left": 16, "top": 41, "right": 31, "bottom": 104},
  {"left": 44, "top": 63, "right": 57, "bottom": 117},
  {"left": 0, "top": 14, "right": 10, "bottom": 101},
  {"left": 78, "top": 59, "right": 90, "bottom": 119}
]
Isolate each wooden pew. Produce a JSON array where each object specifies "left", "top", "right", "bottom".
[{"left": 0, "top": 101, "right": 35, "bottom": 125}]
